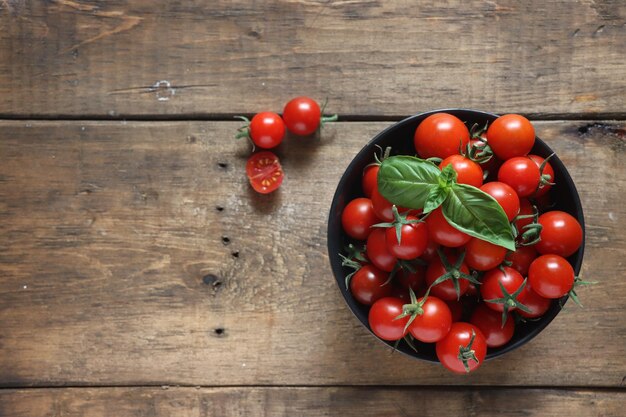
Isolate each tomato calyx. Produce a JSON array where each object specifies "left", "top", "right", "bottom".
[
  {"left": 512, "top": 204, "right": 542, "bottom": 247},
  {"left": 389, "top": 258, "right": 426, "bottom": 284},
  {"left": 536, "top": 152, "right": 556, "bottom": 191},
  {"left": 373, "top": 205, "right": 423, "bottom": 245},
  {"left": 234, "top": 115, "right": 257, "bottom": 151},
  {"left": 484, "top": 278, "right": 532, "bottom": 326},
  {"left": 395, "top": 287, "right": 430, "bottom": 333},
  {"left": 365, "top": 145, "right": 392, "bottom": 170},
  {"left": 429, "top": 248, "right": 481, "bottom": 300},
  {"left": 339, "top": 253, "right": 363, "bottom": 290},
  {"left": 457, "top": 329, "right": 480, "bottom": 373},
  {"left": 469, "top": 121, "right": 489, "bottom": 140},
  {"left": 567, "top": 276, "right": 597, "bottom": 307},
  {"left": 320, "top": 98, "right": 338, "bottom": 128},
  {"left": 344, "top": 243, "right": 367, "bottom": 263}
]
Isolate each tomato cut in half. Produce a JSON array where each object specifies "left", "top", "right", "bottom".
[{"left": 246, "top": 151, "right": 284, "bottom": 194}]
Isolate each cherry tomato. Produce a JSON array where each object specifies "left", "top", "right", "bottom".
[
  {"left": 366, "top": 228, "right": 397, "bottom": 272},
  {"left": 282, "top": 96, "right": 321, "bottom": 136},
  {"left": 479, "top": 181, "right": 520, "bottom": 221},
  {"left": 436, "top": 322, "right": 487, "bottom": 374},
  {"left": 371, "top": 187, "right": 409, "bottom": 222},
  {"left": 247, "top": 112, "right": 285, "bottom": 149},
  {"left": 426, "top": 207, "right": 471, "bottom": 248},
  {"left": 368, "top": 297, "right": 409, "bottom": 341},
  {"left": 446, "top": 299, "right": 464, "bottom": 322},
  {"left": 341, "top": 198, "right": 378, "bottom": 240},
  {"left": 408, "top": 296, "right": 452, "bottom": 343},
  {"left": 396, "top": 265, "right": 426, "bottom": 291},
  {"left": 535, "top": 211, "right": 583, "bottom": 257},
  {"left": 362, "top": 164, "right": 379, "bottom": 198},
  {"left": 518, "top": 284, "right": 552, "bottom": 318},
  {"left": 528, "top": 154, "right": 555, "bottom": 198},
  {"left": 349, "top": 264, "right": 393, "bottom": 306},
  {"left": 470, "top": 304, "right": 515, "bottom": 348},
  {"left": 425, "top": 252, "right": 471, "bottom": 300},
  {"left": 390, "top": 285, "right": 412, "bottom": 303},
  {"left": 481, "top": 266, "right": 527, "bottom": 313},
  {"left": 385, "top": 218, "right": 429, "bottom": 260},
  {"left": 245, "top": 151, "right": 284, "bottom": 194},
  {"left": 528, "top": 254, "right": 574, "bottom": 299},
  {"left": 414, "top": 113, "right": 470, "bottom": 159},
  {"left": 440, "top": 155, "right": 484, "bottom": 188},
  {"left": 514, "top": 199, "right": 535, "bottom": 233},
  {"left": 506, "top": 245, "right": 538, "bottom": 277},
  {"left": 498, "top": 157, "right": 541, "bottom": 198},
  {"left": 420, "top": 239, "right": 440, "bottom": 263},
  {"left": 464, "top": 237, "right": 507, "bottom": 271},
  {"left": 486, "top": 114, "right": 535, "bottom": 160}
]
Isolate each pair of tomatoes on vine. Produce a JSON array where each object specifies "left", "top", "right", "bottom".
[
  {"left": 238, "top": 97, "right": 337, "bottom": 194},
  {"left": 340, "top": 112, "right": 588, "bottom": 374}
]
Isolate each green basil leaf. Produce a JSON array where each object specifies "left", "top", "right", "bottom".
[
  {"left": 439, "top": 164, "right": 457, "bottom": 186},
  {"left": 442, "top": 184, "right": 516, "bottom": 251},
  {"left": 377, "top": 156, "right": 441, "bottom": 209},
  {"left": 423, "top": 186, "right": 449, "bottom": 214}
]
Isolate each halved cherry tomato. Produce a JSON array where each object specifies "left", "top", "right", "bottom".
[{"left": 245, "top": 151, "right": 284, "bottom": 194}]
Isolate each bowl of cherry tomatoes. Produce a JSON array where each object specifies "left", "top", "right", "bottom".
[{"left": 327, "top": 109, "right": 585, "bottom": 374}]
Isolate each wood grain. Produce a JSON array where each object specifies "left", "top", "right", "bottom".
[
  {"left": 1, "top": 387, "right": 624, "bottom": 417},
  {"left": 0, "top": 120, "right": 625, "bottom": 387},
  {"left": 1, "top": 1, "right": 625, "bottom": 117}
]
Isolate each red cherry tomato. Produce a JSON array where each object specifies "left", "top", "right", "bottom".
[
  {"left": 481, "top": 266, "right": 527, "bottom": 313},
  {"left": 506, "top": 245, "right": 538, "bottom": 277},
  {"left": 282, "top": 96, "right": 321, "bottom": 136},
  {"left": 425, "top": 252, "right": 471, "bottom": 300},
  {"left": 349, "top": 264, "right": 393, "bottom": 306},
  {"left": 518, "top": 284, "right": 552, "bottom": 318},
  {"left": 371, "top": 187, "right": 409, "bottom": 222},
  {"left": 408, "top": 296, "right": 452, "bottom": 343},
  {"left": 245, "top": 151, "right": 284, "bottom": 194},
  {"left": 414, "top": 113, "right": 470, "bottom": 159},
  {"left": 439, "top": 155, "right": 484, "bottom": 188},
  {"left": 479, "top": 181, "right": 520, "bottom": 222},
  {"left": 426, "top": 207, "right": 471, "bottom": 248},
  {"left": 498, "top": 157, "right": 541, "bottom": 198},
  {"left": 368, "top": 297, "right": 409, "bottom": 341},
  {"left": 366, "top": 228, "right": 397, "bottom": 272},
  {"left": 247, "top": 112, "right": 285, "bottom": 149},
  {"left": 486, "top": 114, "right": 535, "bottom": 160},
  {"left": 436, "top": 322, "right": 487, "bottom": 374},
  {"left": 464, "top": 238, "right": 507, "bottom": 271},
  {"left": 362, "top": 164, "right": 379, "bottom": 198},
  {"left": 396, "top": 265, "right": 426, "bottom": 291},
  {"left": 446, "top": 299, "right": 464, "bottom": 322},
  {"left": 470, "top": 304, "right": 515, "bottom": 348},
  {"left": 341, "top": 198, "right": 379, "bottom": 240},
  {"left": 528, "top": 154, "right": 555, "bottom": 198},
  {"left": 390, "top": 285, "right": 412, "bottom": 303},
  {"left": 514, "top": 199, "right": 535, "bottom": 233},
  {"left": 535, "top": 211, "right": 583, "bottom": 257},
  {"left": 528, "top": 254, "right": 575, "bottom": 299},
  {"left": 385, "top": 218, "right": 429, "bottom": 260},
  {"left": 420, "top": 239, "right": 440, "bottom": 263}
]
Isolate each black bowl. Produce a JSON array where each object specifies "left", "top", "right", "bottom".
[{"left": 327, "top": 109, "right": 585, "bottom": 363}]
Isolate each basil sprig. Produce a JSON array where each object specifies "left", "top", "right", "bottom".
[{"left": 378, "top": 156, "right": 516, "bottom": 251}]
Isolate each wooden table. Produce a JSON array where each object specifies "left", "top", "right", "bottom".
[{"left": 1, "top": 1, "right": 625, "bottom": 415}]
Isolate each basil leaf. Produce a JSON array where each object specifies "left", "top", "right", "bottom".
[
  {"left": 442, "top": 184, "right": 516, "bottom": 251},
  {"left": 377, "top": 156, "right": 441, "bottom": 209},
  {"left": 439, "top": 164, "right": 457, "bottom": 186},
  {"left": 423, "top": 186, "right": 449, "bottom": 214}
]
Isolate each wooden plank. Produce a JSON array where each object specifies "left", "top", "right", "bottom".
[
  {"left": 0, "top": 1, "right": 625, "bottom": 117},
  {"left": 0, "top": 120, "right": 625, "bottom": 387},
  {"left": 0, "top": 387, "right": 624, "bottom": 417}
]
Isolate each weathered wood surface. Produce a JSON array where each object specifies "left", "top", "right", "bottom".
[
  {"left": 0, "top": 120, "right": 624, "bottom": 387},
  {"left": 0, "top": 387, "right": 624, "bottom": 417},
  {"left": 1, "top": 0, "right": 625, "bottom": 117}
]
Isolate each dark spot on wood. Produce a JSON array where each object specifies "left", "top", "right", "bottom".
[
  {"left": 593, "top": 25, "right": 605, "bottom": 36},
  {"left": 186, "top": 135, "right": 197, "bottom": 143},
  {"left": 79, "top": 188, "right": 93, "bottom": 195},
  {"left": 218, "top": 162, "right": 228, "bottom": 169},
  {"left": 202, "top": 274, "right": 219, "bottom": 286},
  {"left": 221, "top": 236, "right": 230, "bottom": 245},
  {"left": 247, "top": 30, "right": 261, "bottom": 39},
  {"left": 213, "top": 327, "right": 225, "bottom": 337},
  {"left": 578, "top": 124, "right": 590, "bottom": 135},
  {"left": 231, "top": 250, "right": 239, "bottom": 258},
  {"left": 621, "top": 375, "right": 626, "bottom": 386},
  {"left": 215, "top": 205, "right": 224, "bottom": 212},
  {"left": 572, "top": 28, "right": 580, "bottom": 37}
]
